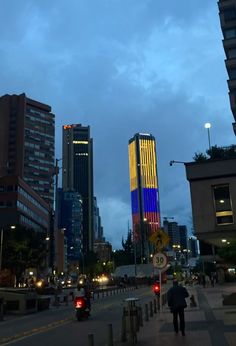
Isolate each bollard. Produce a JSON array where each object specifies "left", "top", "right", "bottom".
[
  {"left": 54, "top": 293, "right": 60, "bottom": 307},
  {"left": 145, "top": 303, "right": 149, "bottom": 322},
  {"left": 157, "top": 296, "right": 160, "bottom": 310},
  {"left": 149, "top": 301, "right": 153, "bottom": 317},
  {"left": 154, "top": 299, "right": 157, "bottom": 314},
  {"left": 88, "top": 334, "right": 94, "bottom": 346},
  {"left": 65, "top": 295, "right": 68, "bottom": 306},
  {"left": 108, "top": 323, "right": 114, "bottom": 346},
  {"left": 0, "top": 299, "right": 4, "bottom": 321},
  {"left": 138, "top": 306, "right": 143, "bottom": 327},
  {"left": 121, "top": 307, "right": 127, "bottom": 342}
]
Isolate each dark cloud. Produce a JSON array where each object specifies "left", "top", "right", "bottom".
[{"left": 0, "top": 0, "right": 234, "bottom": 248}]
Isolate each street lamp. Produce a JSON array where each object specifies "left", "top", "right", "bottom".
[
  {"left": 204, "top": 122, "right": 211, "bottom": 150},
  {"left": 0, "top": 225, "right": 16, "bottom": 272},
  {"left": 169, "top": 160, "right": 186, "bottom": 166}
]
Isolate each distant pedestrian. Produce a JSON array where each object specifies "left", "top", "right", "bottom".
[{"left": 167, "top": 280, "right": 189, "bottom": 336}]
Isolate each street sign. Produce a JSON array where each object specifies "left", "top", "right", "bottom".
[
  {"left": 149, "top": 229, "right": 169, "bottom": 250},
  {"left": 153, "top": 252, "right": 168, "bottom": 269}
]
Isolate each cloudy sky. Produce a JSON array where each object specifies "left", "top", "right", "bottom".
[{"left": 1, "top": 0, "right": 235, "bottom": 248}]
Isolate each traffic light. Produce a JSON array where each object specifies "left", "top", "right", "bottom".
[{"left": 153, "top": 282, "right": 160, "bottom": 296}]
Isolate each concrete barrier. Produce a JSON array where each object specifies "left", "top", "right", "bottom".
[
  {"left": 0, "top": 289, "right": 37, "bottom": 314},
  {"left": 222, "top": 293, "right": 236, "bottom": 305}
]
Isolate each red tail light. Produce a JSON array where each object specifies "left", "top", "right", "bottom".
[{"left": 74, "top": 297, "right": 85, "bottom": 308}]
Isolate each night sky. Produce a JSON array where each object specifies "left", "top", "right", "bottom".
[{"left": 1, "top": 0, "right": 235, "bottom": 248}]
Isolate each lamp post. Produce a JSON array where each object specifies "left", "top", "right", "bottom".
[
  {"left": 204, "top": 122, "right": 211, "bottom": 151},
  {"left": 0, "top": 229, "right": 3, "bottom": 272},
  {"left": 0, "top": 225, "right": 16, "bottom": 272}
]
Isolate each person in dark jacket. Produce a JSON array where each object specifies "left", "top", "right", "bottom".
[{"left": 167, "top": 280, "right": 189, "bottom": 336}]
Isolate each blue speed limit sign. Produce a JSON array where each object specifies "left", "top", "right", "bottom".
[{"left": 153, "top": 252, "right": 168, "bottom": 269}]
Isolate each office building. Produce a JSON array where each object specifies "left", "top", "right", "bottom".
[
  {"left": 93, "top": 196, "right": 104, "bottom": 242},
  {"left": 62, "top": 124, "right": 94, "bottom": 254},
  {"left": 185, "top": 158, "right": 236, "bottom": 258},
  {"left": 128, "top": 133, "right": 161, "bottom": 262},
  {"left": 179, "top": 225, "right": 188, "bottom": 251},
  {"left": 57, "top": 189, "right": 83, "bottom": 270},
  {"left": 188, "top": 237, "right": 198, "bottom": 258},
  {"left": 218, "top": 0, "right": 236, "bottom": 134},
  {"left": 163, "top": 220, "right": 180, "bottom": 249},
  {"left": 93, "top": 241, "right": 112, "bottom": 263},
  {"left": 0, "top": 93, "right": 55, "bottom": 207},
  {"left": 0, "top": 175, "right": 50, "bottom": 233}
]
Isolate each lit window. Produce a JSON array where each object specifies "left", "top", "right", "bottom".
[{"left": 213, "top": 185, "right": 233, "bottom": 225}]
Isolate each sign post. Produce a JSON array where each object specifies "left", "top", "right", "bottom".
[
  {"left": 153, "top": 252, "right": 168, "bottom": 318},
  {"left": 150, "top": 228, "right": 169, "bottom": 319}
]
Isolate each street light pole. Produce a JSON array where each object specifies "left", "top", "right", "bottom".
[
  {"left": 0, "top": 229, "right": 3, "bottom": 272},
  {"left": 204, "top": 122, "right": 211, "bottom": 151},
  {"left": 134, "top": 240, "right": 137, "bottom": 288}
]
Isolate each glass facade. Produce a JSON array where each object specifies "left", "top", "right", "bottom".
[
  {"left": 57, "top": 189, "right": 83, "bottom": 263},
  {"left": 62, "top": 124, "right": 94, "bottom": 253}
]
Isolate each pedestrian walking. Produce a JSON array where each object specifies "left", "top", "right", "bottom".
[{"left": 167, "top": 280, "right": 189, "bottom": 336}]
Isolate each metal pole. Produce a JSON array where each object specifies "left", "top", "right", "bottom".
[
  {"left": 88, "top": 334, "right": 94, "bottom": 346},
  {"left": 207, "top": 128, "right": 211, "bottom": 150},
  {"left": 0, "top": 229, "right": 3, "bottom": 272},
  {"left": 108, "top": 324, "right": 114, "bottom": 346},
  {"left": 159, "top": 269, "right": 163, "bottom": 320},
  {"left": 134, "top": 240, "right": 137, "bottom": 288}
]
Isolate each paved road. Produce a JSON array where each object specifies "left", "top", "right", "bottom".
[{"left": 0, "top": 285, "right": 160, "bottom": 346}]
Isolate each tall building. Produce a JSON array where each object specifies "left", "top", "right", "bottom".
[
  {"left": 218, "top": 0, "right": 236, "bottom": 134},
  {"left": 0, "top": 175, "right": 50, "bottom": 233},
  {"left": 62, "top": 124, "right": 94, "bottom": 254},
  {"left": 179, "top": 225, "right": 188, "bottom": 251},
  {"left": 128, "top": 133, "right": 161, "bottom": 262},
  {"left": 188, "top": 237, "right": 198, "bottom": 258},
  {"left": 163, "top": 220, "right": 180, "bottom": 249},
  {"left": 0, "top": 93, "right": 55, "bottom": 206},
  {"left": 93, "top": 196, "right": 104, "bottom": 242},
  {"left": 57, "top": 189, "right": 83, "bottom": 270}
]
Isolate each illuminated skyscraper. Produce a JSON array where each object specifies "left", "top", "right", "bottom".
[
  {"left": 128, "top": 133, "right": 161, "bottom": 262},
  {"left": 62, "top": 124, "right": 94, "bottom": 254}
]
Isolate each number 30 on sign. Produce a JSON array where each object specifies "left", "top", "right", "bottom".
[{"left": 153, "top": 252, "right": 168, "bottom": 269}]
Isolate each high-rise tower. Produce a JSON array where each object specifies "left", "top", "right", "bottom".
[
  {"left": 218, "top": 0, "right": 236, "bottom": 134},
  {"left": 128, "top": 133, "right": 161, "bottom": 262},
  {"left": 0, "top": 93, "right": 55, "bottom": 206},
  {"left": 62, "top": 124, "right": 94, "bottom": 254}
]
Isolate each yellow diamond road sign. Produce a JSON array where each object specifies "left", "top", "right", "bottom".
[{"left": 149, "top": 229, "right": 169, "bottom": 250}]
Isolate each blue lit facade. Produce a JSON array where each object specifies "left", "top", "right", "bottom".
[{"left": 57, "top": 188, "right": 83, "bottom": 265}]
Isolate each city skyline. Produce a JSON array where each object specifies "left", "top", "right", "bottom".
[{"left": 0, "top": 1, "right": 235, "bottom": 248}]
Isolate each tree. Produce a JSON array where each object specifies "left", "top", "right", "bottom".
[
  {"left": 218, "top": 242, "right": 236, "bottom": 265},
  {"left": 2, "top": 225, "right": 47, "bottom": 280},
  {"left": 193, "top": 152, "right": 208, "bottom": 162},
  {"left": 193, "top": 145, "right": 236, "bottom": 162}
]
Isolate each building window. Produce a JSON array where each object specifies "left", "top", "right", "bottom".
[
  {"left": 228, "top": 67, "right": 236, "bottom": 79},
  {"left": 224, "top": 28, "right": 236, "bottom": 39},
  {"left": 223, "top": 8, "right": 236, "bottom": 23},
  {"left": 213, "top": 184, "right": 233, "bottom": 225},
  {"left": 227, "top": 48, "right": 236, "bottom": 59}
]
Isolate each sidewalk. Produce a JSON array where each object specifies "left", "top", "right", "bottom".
[{"left": 116, "top": 283, "right": 236, "bottom": 346}]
